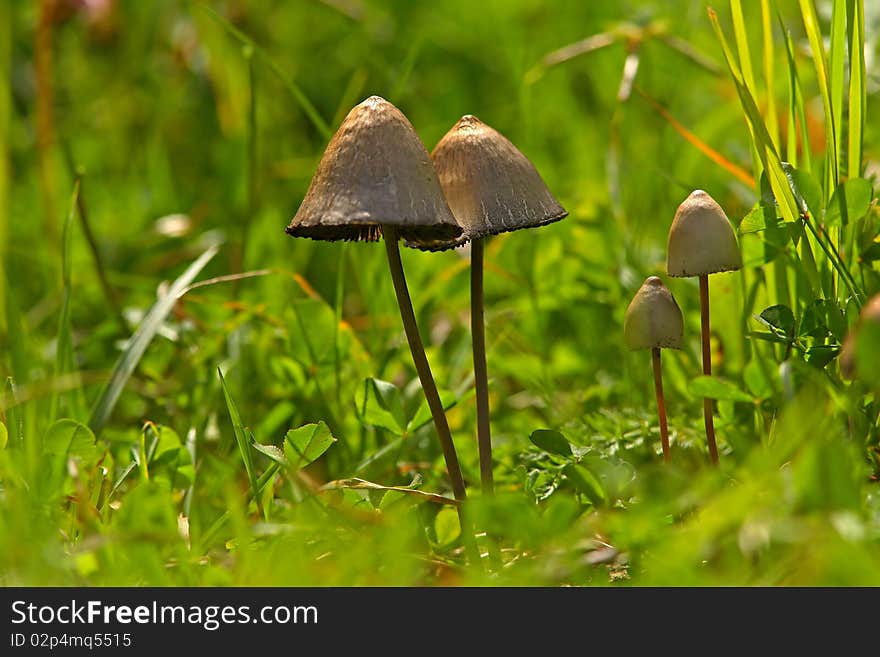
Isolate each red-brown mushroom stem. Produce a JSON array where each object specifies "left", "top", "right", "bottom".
[
  {"left": 651, "top": 347, "right": 670, "bottom": 462},
  {"left": 382, "top": 226, "right": 480, "bottom": 563},
  {"left": 471, "top": 239, "right": 493, "bottom": 494},
  {"left": 699, "top": 274, "right": 719, "bottom": 465}
]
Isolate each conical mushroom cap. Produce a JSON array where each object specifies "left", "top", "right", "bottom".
[
  {"left": 840, "top": 293, "right": 880, "bottom": 379},
  {"left": 666, "top": 190, "right": 743, "bottom": 277},
  {"left": 285, "top": 96, "right": 462, "bottom": 244},
  {"left": 624, "top": 276, "right": 683, "bottom": 350},
  {"left": 417, "top": 114, "right": 567, "bottom": 249}
]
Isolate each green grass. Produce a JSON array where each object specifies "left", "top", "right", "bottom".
[{"left": 1, "top": 0, "right": 879, "bottom": 586}]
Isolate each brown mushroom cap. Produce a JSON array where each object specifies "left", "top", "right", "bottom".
[
  {"left": 414, "top": 114, "right": 567, "bottom": 250},
  {"left": 624, "top": 276, "right": 684, "bottom": 350},
  {"left": 840, "top": 293, "right": 880, "bottom": 379},
  {"left": 666, "top": 190, "right": 743, "bottom": 277},
  {"left": 285, "top": 96, "right": 462, "bottom": 244}
]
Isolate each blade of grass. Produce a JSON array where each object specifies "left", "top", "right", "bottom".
[
  {"left": 760, "top": 0, "right": 780, "bottom": 148},
  {"left": 846, "top": 0, "right": 865, "bottom": 179},
  {"left": 0, "top": 0, "right": 9, "bottom": 332},
  {"left": 238, "top": 44, "right": 258, "bottom": 280},
  {"left": 730, "top": 0, "right": 764, "bottom": 180},
  {"left": 829, "top": 0, "right": 846, "bottom": 180},
  {"left": 218, "top": 368, "right": 261, "bottom": 514},
  {"left": 200, "top": 5, "right": 331, "bottom": 139},
  {"left": 709, "top": 9, "right": 800, "bottom": 225},
  {"left": 711, "top": 8, "right": 823, "bottom": 301},
  {"left": 50, "top": 179, "right": 85, "bottom": 422},
  {"left": 5, "top": 378, "right": 22, "bottom": 445},
  {"left": 88, "top": 243, "right": 220, "bottom": 434},
  {"left": 779, "top": 17, "right": 812, "bottom": 172},
  {"left": 525, "top": 32, "right": 617, "bottom": 84},
  {"left": 845, "top": 0, "right": 866, "bottom": 268},
  {"left": 798, "top": 0, "right": 839, "bottom": 193},
  {"left": 390, "top": 36, "right": 422, "bottom": 101},
  {"left": 759, "top": 3, "right": 791, "bottom": 310}
]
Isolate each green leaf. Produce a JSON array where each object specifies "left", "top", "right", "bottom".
[
  {"left": 0, "top": 420, "right": 7, "bottom": 450},
  {"left": 218, "top": 368, "right": 259, "bottom": 500},
  {"left": 89, "top": 244, "right": 219, "bottom": 434},
  {"left": 434, "top": 507, "right": 461, "bottom": 546},
  {"left": 804, "top": 345, "right": 840, "bottom": 369},
  {"left": 562, "top": 463, "right": 606, "bottom": 506},
  {"left": 355, "top": 378, "right": 406, "bottom": 434},
  {"left": 758, "top": 304, "right": 796, "bottom": 338},
  {"left": 739, "top": 203, "right": 782, "bottom": 234},
  {"left": 689, "top": 376, "right": 754, "bottom": 403},
  {"left": 529, "top": 429, "right": 573, "bottom": 456},
  {"left": 285, "top": 421, "right": 336, "bottom": 470},
  {"left": 824, "top": 179, "right": 873, "bottom": 227},
  {"left": 44, "top": 419, "right": 96, "bottom": 457},
  {"left": 748, "top": 330, "right": 792, "bottom": 346},
  {"left": 252, "top": 442, "right": 287, "bottom": 466}
]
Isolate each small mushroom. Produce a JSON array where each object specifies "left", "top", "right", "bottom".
[
  {"left": 425, "top": 115, "right": 567, "bottom": 493},
  {"left": 840, "top": 293, "right": 880, "bottom": 382},
  {"left": 285, "top": 96, "right": 468, "bottom": 505},
  {"left": 666, "top": 190, "right": 742, "bottom": 464},
  {"left": 624, "top": 276, "right": 683, "bottom": 461}
]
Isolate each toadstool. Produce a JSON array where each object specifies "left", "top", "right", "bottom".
[
  {"left": 423, "top": 114, "right": 567, "bottom": 493},
  {"left": 285, "top": 96, "right": 469, "bottom": 504},
  {"left": 666, "top": 189, "right": 742, "bottom": 464},
  {"left": 624, "top": 276, "right": 683, "bottom": 461}
]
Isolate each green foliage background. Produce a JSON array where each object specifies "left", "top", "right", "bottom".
[{"left": 1, "top": 0, "right": 880, "bottom": 585}]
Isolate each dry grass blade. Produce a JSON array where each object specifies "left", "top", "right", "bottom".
[
  {"left": 637, "top": 88, "right": 755, "bottom": 187},
  {"left": 321, "top": 478, "right": 460, "bottom": 506}
]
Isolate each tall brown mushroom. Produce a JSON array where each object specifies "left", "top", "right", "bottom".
[
  {"left": 624, "top": 276, "right": 684, "bottom": 461},
  {"left": 421, "top": 114, "right": 567, "bottom": 493},
  {"left": 840, "top": 293, "right": 880, "bottom": 383},
  {"left": 666, "top": 190, "right": 742, "bottom": 464},
  {"left": 285, "top": 96, "right": 470, "bottom": 508}
]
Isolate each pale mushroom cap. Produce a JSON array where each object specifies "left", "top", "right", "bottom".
[
  {"left": 840, "top": 293, "right": 880, "bottom": 379},
  {"left": 416, "top": 114, "right": 567, "bottom": 250},
  {"left": 285, "top": 96, "right": 462, "bottom": 244},
  {"left": 624, "top": 276, "right": 684, "bottom": 350},
  {"left": 666, "top": 190, "right": 743, "bottom": 277}
]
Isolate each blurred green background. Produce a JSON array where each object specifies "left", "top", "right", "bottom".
[{"left": 1, "top": 0, "right": 880, "bottom": 585}]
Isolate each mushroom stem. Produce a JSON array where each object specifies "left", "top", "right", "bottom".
[
  {"left": 382, "top": 226, "right": 468, "bottom": 501},
  {"left": 651, "top": 347, "right": 670, "bottom": 462},
  {"left": 470, "top": 239, "right": 494, "bottom": 494},
  {"left": 699, "top": 274, "right": 719, "bottom": 464}
]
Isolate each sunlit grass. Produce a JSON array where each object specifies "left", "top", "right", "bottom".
[{"left": 0, "top": 0, "right": 878, "bottom": 586}]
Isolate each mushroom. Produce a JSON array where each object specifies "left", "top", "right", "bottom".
[
  {"left": 666, "top": 189, "right": 742, "bottom": 464},
  {"left": 423, "top": 115, "right": 567, "bottom": 493},
  {"left": 285, "top": 96, "right": 469, "bottom": 506},
  {"left": 624, "top": 276, "right": 683, "bottom": 461},
  {"left": 840, "top": 293, "right": 880, "bottom": 382}
]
